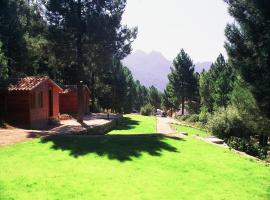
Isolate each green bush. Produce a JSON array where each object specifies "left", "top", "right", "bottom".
[
  {"left": 198, "top": 111, "right": 210, "bottom": 124},
  {"left": 207, "top": 106, "right": 253, "bottom": 139},
  {"left": 175, "top": 114, "right": 200, "bottom": 123},
  {"left": 140, "top": 104, "right": 155, "bottom": 116},
  {"left": 226, "top": 137, "right": 267, "bottom": 159},
  {"left": 186, "top": 114, "right": 199, "bottom": 122},
  {"left": 175, "top": 114, "right": 190, "bottom": 121}
]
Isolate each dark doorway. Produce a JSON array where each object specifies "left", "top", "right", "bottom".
[{"left": 48, "top": 89, "right": 53, "bottom": 117}]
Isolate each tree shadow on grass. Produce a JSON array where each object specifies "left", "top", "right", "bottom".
[
  {"left": 112, "top": 117, "right": 140, "bottom": 131},
  {"left": 40, "top": 134, "right": 184, "bottom": 162}
]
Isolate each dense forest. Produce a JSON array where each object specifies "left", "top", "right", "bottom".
[
  {"left": 162, "top": 0, "right": 270, "bottom": 159},
  {"left": 0, "top": 0, "right": 161, "bottom": 113}
]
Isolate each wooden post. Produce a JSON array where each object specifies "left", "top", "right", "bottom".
[{"left": 77, "top": 81, "right": 84, "bottom": 123}]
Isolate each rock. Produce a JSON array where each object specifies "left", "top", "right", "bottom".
[
  {"left": 204, "top": 137, "right": 224, "bottom": 144},
  {"left": 179, "top": 132, "right": 188, "bottom": 136}
]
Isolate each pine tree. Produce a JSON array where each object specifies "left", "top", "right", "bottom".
[
  {"left": 225, "top": 0, "right": 270, "bottom": 118},
  {"left": 225, "top": 0, "right": 270, "bottom": 145},
  {"left": 149, "top": 86, "right": 161, "bottom": 109},
  {"left": 168, "top": 49, "right": 198, "bottom": 115}
]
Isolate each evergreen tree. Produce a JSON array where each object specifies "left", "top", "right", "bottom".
[
  {"left": 162, "top": 82, "right": 178, "bottom": 111},
  {"left": 149, "top": 86, "right": 161, "bottom": 109},
  {"left": 210, "top": 54, "right": 234, "bottom": 109},
  {"left": 0, "top": 41, "right": 8, "bottom": 80},
  {"left": 199, "top": 70, "right": 214, "bottom": 113},
  {"left": 225, "top": 0, "right": 270, "bottom": 119},
  {"left": 167, "top": 49, "right": 198, "bottom": 115},
  {"left": 199, "top": 54, "right": 234, "bottom": 113}
]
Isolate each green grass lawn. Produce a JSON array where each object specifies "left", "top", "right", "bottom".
[
  {"left": 109, "top": 114, "right": 156, "bottom": 134},
  {"left": 0, "top": 115, "right": 269, "bottom": 200},
  {"left": 173, "top": 124, "right": 210, "bottom": 137}
]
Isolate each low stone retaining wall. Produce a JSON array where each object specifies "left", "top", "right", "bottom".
[
  {"left": 87, "top": 116, "right": 122, "bottom": 135},
  {"left": 54, "top": 115, "right": 123, "bottom": 136}
]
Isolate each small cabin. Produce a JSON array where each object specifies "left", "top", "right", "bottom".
[
  {"left": 59, "top": 85, "right": 90, "bottom": 115},
  {"left": 0, "top": 76, "right": 63, "bottom": 129}
]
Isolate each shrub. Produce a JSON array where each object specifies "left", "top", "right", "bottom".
[
  {"left": 175, "top": 114, "right": 200, "bottom": 123},
  {"left": 140, "top": 104, "right": 155, "bottom": 116},
  {"left": 226, "top": 137, "right": 267, "bottom": 159},
  {"left": 186, "top": 114, "right": 199, "bottom": 123},
  {"left": 180, "top": 114, "right": 190, "bottom": 121},
  {"left": 175, "top": 114, "right": 190, "bottom": 121},
  {"left": 207, "top": 106, "right": 253, "bottom": 139},
  {"left": 198, "top": 111, "right": 210, "bottom": 124}
]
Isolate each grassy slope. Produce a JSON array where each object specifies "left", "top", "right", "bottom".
[
  {"left": 0, "top": 115, "right": 269, "bottom": 200},
  {"left": 172, "top": 124, "right": 210, "bottom": 137}
]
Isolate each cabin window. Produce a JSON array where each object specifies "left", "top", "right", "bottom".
[{"left": 32, "top": 91, "right": 43, "bottom": 108}]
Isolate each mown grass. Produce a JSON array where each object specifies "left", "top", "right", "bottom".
[
  {"left": 0, "top": 115, "right": 269, "bottom": 200},
  {"left": 173, "top": 124, "right": 210, "bottom": 137},
  {"left": 109, "top": 114, "right": 156, "bottom": 134}
]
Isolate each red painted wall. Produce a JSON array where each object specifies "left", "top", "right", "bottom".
[
  {"left": 30, "top": 81, "right": 60, "bottom": 129},
  {"left": 4, "top": 91, "right": 31, "bottom": 127},
  {"left": 60, "top": 91, "right": 78, "bottom": 115},
  {"left": 60, "top": 89, "right": 90, "bottom": 115},
  {"left": 1, "top": 80, "right": 61, "bottom": 129}
]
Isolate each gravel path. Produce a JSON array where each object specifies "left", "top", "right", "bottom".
[{"left": 156, "top": 117, "right": 177, "bottom": 135}]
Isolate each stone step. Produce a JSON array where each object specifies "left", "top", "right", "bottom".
[{"left": 204, "top": 137, "right": 224, "bottom": 144}]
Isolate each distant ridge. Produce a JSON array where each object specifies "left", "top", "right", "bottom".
[{"left": 123, "top": 50, "right": 211, "bottom": 91}]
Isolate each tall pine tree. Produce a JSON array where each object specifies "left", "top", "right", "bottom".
[{"left": 167, "top": 49, "right": 198, "bottom": 115}]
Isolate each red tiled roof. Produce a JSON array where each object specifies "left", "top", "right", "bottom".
[
  {"left": 7, "top": 76, "right": 49, "bottom": 91},
  {"left": 61, "top": 85, "right": 91, "bottom": 94},
  {"left": 3, "top": 76, "right": 62, "bottom": 92}
]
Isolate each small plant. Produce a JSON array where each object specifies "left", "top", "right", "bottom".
[
  {"left": 207, "top": 106, "right": 253, "bottom": 139},
  {"left": 140, "top": 104, "right": 155, "bottom": 116},
  {"left": 186, "top": 114, "right": 199, "bottom": 123},
  {"left": 226, "top": 137, "right": 267, "bottom": 159}
]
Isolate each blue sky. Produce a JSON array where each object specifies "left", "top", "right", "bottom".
[{"left": 122, "top": 0, "right": 234, "bottom": 62}]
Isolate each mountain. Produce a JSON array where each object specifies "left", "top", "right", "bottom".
[
  {"left": 122, "top": 50, "right": 211, "bottom": 91},
  {"left": 194, "top": 62, "right": 212, "bottom": 73}
]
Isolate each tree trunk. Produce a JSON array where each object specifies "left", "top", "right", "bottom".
[
  {"left": 91, "top": 72, "right": 95, "bottom": 111},
  {"left": 77, "top": 81, "right": 84, "bottom": 123},
  {"left": 76, "top": 0, "right": 83, "bottom": 81},
  {"left": 181, "top": 96, "right": 185, "bottom": 115},
  {"left": 76, "top": 0, "right": 84, "bottom": 122}
]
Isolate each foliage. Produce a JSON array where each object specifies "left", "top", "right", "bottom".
[
  {"left": 198, "top": 108, "right": 210, "bottom": 124},
  {"left": 162, "top": 82, "right": 178, "bottom": 110},
  {"left": 165, "top": 49, "right": 199, "bottom": 114},
  {"left": 226, "top": 137, "right": 267, "bottom": 159},
  {"left": 225, "top": 0, "right": 270, "bottom": 119},
  {"left": 0, "top": 0, "right": 148, "bottom": 114},
  {"left": 175, "top": 114, "right": 199, "bottom": 123},
  {"left": 175, "top": 114, "right": 190, "bottom": 121},
  {"left": 0, "top": 0, "right": 46, "bottom": 77},
  {"left": 149, "top": 86, "right": 162, "bottom": 109},
  {"left": 133, "top": 81, "right": 149, "bottom": 111},
  {"left": 0, "top": 41, "right": 8, "bottom": 79},
  {"left": 207, "top": 106, "right": 254, "bottom": 139},
  {"left": 140, "top": 104, "right": 155, "bottom": 116},
  {"left": 199, "top": 54, "right": 234, "bottom": 113},
  {"left": 186, "top": 114, "right": 199, "bottom": 123}
]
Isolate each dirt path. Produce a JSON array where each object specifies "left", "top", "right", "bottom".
[
  {"left": 0, "top": 114, "right": 120, "bottom": 148},
  {"left": 156, "top": 117, "right": 177, "bottom": 135},
  {"left": 0, "top": 129, "right": 42, "bottom": 147}
]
